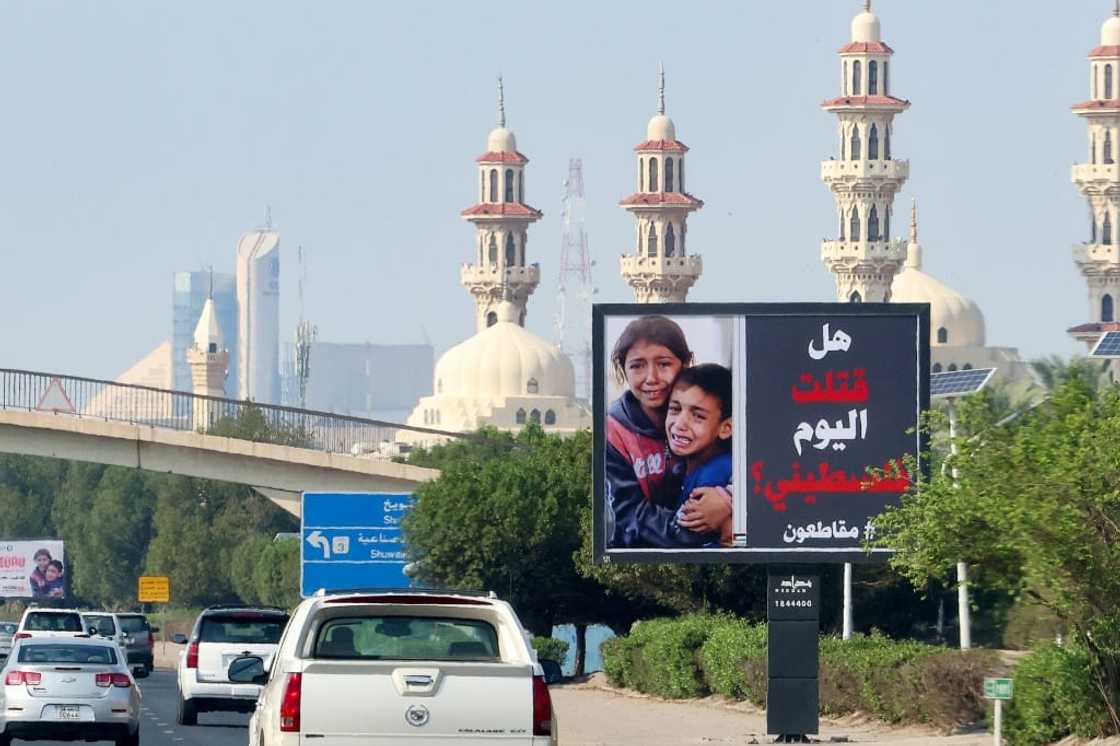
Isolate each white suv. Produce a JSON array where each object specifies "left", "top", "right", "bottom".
[
  {"left": 230, "top": 589, "right": 557, "bottom": 745},
  {"left": 173, "top": 605, "right": 289, "bottom": 726},
  {"left": 15, "top": 607, "right": 87, "bottom": 641}
]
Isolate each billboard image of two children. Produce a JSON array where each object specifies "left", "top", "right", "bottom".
[{"left": 603, "top": 314, "right": 735, "bottom": 550}]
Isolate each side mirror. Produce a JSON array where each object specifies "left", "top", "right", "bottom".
[
  {"left": 228, "top": 656, "right": 267, "bottom": 686},
  {"left": 539, "top": 659, "right": 564, "bottom": 685},
  {"left": 87, "top": 627, "right": 98, "bottom": 637},
  {"left": 171, "top": 634, "right": 188, "bottom": 645}
]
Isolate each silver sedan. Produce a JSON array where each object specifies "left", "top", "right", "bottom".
[{"left": 0, "top": 637, "right": 140, "bottom": 745}]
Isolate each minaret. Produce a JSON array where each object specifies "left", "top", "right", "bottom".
[
  {"left": 619, "top": 65, "right": 704, "bottom": 303},
  {"left": 1070, "top": 2, "right": 1120, "bottom": 347},
  {"left": 460, "top": 78, "right": 542, "bottom": 331},
  {"left": 186, "top": 278, "right": 229, "bottom": 430},
  {"left": 821, "top": 1, "right": 911, "bottom": 303}
]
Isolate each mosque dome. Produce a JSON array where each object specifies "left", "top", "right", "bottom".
[
  {"left": 891, "top": 242, "right": 986, "bottom": 348},
  {"left": 487, "top": 126, "right": 517, "bottom": 154},
  {"left": 1103, "top": 12, "right": 1120, "bottom": 47},
  {"left": 646, "top": 114, "right": 676, "bottom": 142},
  {"left": 434, "top": 314, "right": 575, "bottom": 399},
  {"left": 851, "top": 4, "right": 881, "bottom": 43}
]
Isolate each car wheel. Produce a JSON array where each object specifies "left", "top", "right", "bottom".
[
  {"left": 177, "top": 693, "right": 198, "bottom": 726},
  {"left": 115, "top": 724, "right": 140, "bottom": 746}
]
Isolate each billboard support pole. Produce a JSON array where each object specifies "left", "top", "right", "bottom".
[
  {"left": 946, "top": 400, "right": 972, "bottom": 650},
  {"left": 842, "top": 563, "right": 853, "bottom": 640}
]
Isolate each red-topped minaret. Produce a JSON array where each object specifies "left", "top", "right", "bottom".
[
  {"left": 619, "top": 65, "right": 704, "bottom": 303},
  {"left": 821, "top": 1, "right": 911, "bottom": 303},
  {"left": 1069, "top": 2, "right": 1120, "bottom": 351},
  {"left": 460, "top": 78, "right": 543, "bottom": 331}
]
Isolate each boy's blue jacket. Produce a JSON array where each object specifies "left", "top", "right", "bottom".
[{"left": 605, "top": 392, "right": 721, "bottom": 548}]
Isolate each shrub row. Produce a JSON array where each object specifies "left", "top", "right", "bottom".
[
  {"left": 601, "top": 614, "right": 997, "bottom": 730},
  {"left": 532, "top": 636, "right": 570, "bottom": 664},
  {"left": 1003, "top": 643, "right": 1113, "bottom": 746}
]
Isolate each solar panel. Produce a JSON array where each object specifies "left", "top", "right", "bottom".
[
  {"left": 930, "top": 368, "right": 997, "bottom": 400},
  {"left": 1090, "top": 330, "right": 1120, "bottom": 358}
]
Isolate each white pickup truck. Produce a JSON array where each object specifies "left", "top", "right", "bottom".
[{"left": 229, "top": 589, "right": 558, "bottom": 746}]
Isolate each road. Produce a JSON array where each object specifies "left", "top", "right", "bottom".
[{"left": 15, "top": 671, "right": 250, "bottom": 746}]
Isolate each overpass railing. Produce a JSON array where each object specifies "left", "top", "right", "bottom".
[{"left": 0, "top": 368, "right": 462, "bottom": 456}]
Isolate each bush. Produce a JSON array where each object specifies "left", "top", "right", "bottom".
[
  {"left": 1004, "top": 643, "right": 1112, "bottom": 746},
  {"left": 603, "top": 614, "right": 998, "bottom": 730},
  {"left": 601, "top": 616, "right": 711, "bottom": 698},
  {"left": 532, "top": 636, "right": 569, "bottom": 663},
  {"left": 699, "top": 616, "right": 767, "bottom": 704}
]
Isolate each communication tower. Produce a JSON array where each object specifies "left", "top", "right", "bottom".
[
  {"left": 556, "top": 158, "right": 595, "bottom": 401},
  {"left": 292, "top": 244, "right": 317, "bottom": 408}
]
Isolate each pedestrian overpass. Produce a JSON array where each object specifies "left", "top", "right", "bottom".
[{"left": 0, "top": 369, "right": 453, "bottom": 517}]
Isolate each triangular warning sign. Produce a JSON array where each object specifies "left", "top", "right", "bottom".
[{"left": 36, "top": 378, "right": 75, "bottom": 413}]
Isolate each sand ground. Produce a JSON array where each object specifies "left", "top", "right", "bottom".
[{"left": 551, "top": 674, "right": 995, "bottom": 746}]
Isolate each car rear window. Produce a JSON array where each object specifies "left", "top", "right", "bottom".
[
  {"left": 19, "top": 643, "right": 117, "bottom": 665},
  {"left": 83, "top": 615, "right": 116, "bottom": 636},
  {"left": 0, "top": 623, "right": 16, "bottom": 635},
  {"left": 24, "top": 612, "right": 83, "bottom": 632},
  {"left": 116, "top": 616, "right": 148, "bottom": 634},
  {"left": 313, "top": 616, "right": 500, "bottom": 661},
  {"left": 200, "top": 614, "right": 287, "bottom": 644}
]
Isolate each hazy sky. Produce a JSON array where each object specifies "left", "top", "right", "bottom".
[{"left": 0, "top": 0, "right": 1103, "bottom": 380}]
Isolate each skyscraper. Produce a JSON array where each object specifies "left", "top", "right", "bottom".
[
  {"left": 235, "top": 229, "right": 281, "bottom": 404},
  {"left": 172, "top": 271, "right": 237, "bottom": 396}
]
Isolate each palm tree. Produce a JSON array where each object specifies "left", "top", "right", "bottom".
[{"left": 1028, "top": 355, "right": 1112, "bottom": 393}]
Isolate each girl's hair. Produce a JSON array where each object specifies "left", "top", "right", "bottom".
[
  {"left": 611, "top": 316, "right": 693, "bottom": 383},
  {"left": 33, "top": 549, "right": 51, "bottom": 561}
]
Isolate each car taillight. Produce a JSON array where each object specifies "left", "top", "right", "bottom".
[
  {"left": 532, "top": 674, "right": 552, "bottom": 737},
  {"left": 13, "top": 633, "right": 30, "bottom": 640},
  {"left": 95, "top": 673, "right": 131, "bottom": 688},
  {"left": 5, "top": 671, "right": 41, "bottom": 686},
  {"left": 147, "top": 631, "right": 155, "bottom": 649},
  {"left": 279, "top": 673, "right": 302, "bottom": 732},
  {"left": 186, "top": 641, "right": 199, "bottom": 669}
]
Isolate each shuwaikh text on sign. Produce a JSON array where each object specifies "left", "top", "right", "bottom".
[{"left": 592, "top": 302, "right": 930, "bottom": 564}]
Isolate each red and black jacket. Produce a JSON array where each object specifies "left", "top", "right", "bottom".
[{"left": 606, "top": 391, "right": 707, "bottom": 548}]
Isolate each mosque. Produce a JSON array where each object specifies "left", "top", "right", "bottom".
[{"left": 399, "top": 1, "right": 1120, "bottom": 440}]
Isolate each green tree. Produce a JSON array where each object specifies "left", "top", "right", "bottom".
[
  {"left": 78, "top": 468, "right": 154, "bottom": 606},
  {"left": 405, "top": 426, "right": 641, "bottom": 668},
  {"left": 252, "top": 540, "right": 300, "bottom": 609},
  {"left": 230, "top": 535, "right": 272, "bottom": 605},
  {"left": 876, "top": 376, "right": 1120, "bottom": 733},
  {"left": 208, "top": 404, "right": 312, "bottom": 447},
  {"left": 144, "top": 476, "right": 227, "bottom": 607}
]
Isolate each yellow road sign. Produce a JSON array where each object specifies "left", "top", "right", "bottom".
[{"left": 137, "top": 576, "right": 170, "bottom": 603}]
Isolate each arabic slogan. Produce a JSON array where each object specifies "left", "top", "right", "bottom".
[{"left": 744, "top": 315, "right": 919, "bottom": 552}]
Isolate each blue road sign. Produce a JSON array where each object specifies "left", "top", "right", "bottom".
[{"left": 300, "top": 492, "right": 415, "bottom": 597}]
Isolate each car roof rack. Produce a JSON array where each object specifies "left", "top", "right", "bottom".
[
  {"left": 312, "top": 587, "right": 497, "bottom": 599},
  {"left": 202, "top": 604, "right": 289, "bottom": 613}
]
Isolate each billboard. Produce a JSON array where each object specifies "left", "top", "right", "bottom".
[
  {"left": 593, "top": 303, "right": 928, "bottom": 564},
  {"left": 0, "top": 540, "right": 66, "bottom": 599}
]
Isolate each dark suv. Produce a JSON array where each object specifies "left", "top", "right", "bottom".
[{"left": 116, "top": 612, "right": 158, "bottom": 676}]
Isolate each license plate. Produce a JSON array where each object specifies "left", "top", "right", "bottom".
[{"left": 55, "top": 705, "right": 81, "bottom": 721}]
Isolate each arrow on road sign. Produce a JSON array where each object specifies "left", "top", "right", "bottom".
[{"left": 306, "top": 530, "right": 331, "bottom": 559}]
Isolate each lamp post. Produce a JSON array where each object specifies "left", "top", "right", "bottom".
[{"left": 931, "top": 367, "right": 997, "bottom": 651}]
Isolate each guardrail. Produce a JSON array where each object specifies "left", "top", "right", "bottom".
[{"left": 0, "top": 368, "right": 462, "bottom": 455}]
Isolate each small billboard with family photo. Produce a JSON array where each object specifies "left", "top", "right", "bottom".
[
  {"left": 592, "top": 303, "right": 929, "bottom": 564},
  {"left": 0, "top": 540, "right": 66, "bottom": 599}
]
